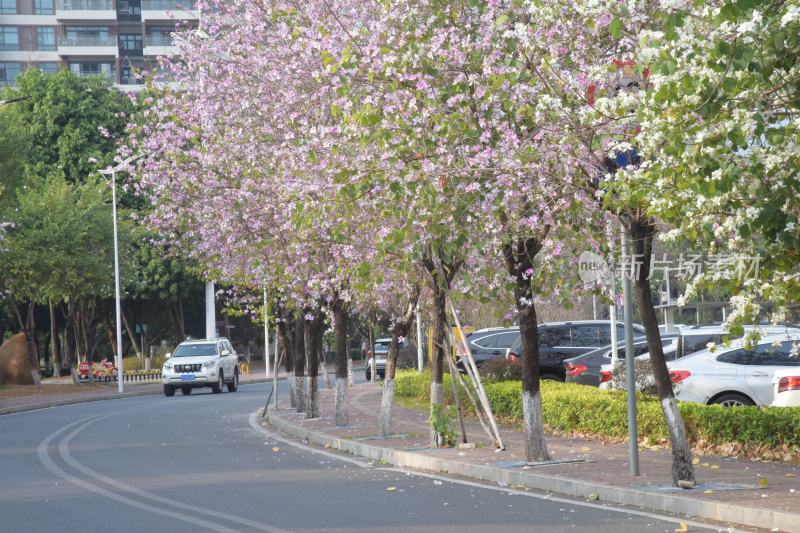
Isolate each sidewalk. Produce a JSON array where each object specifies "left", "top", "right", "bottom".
[
  {"left": 266, "top": 382, "right": 800, "bottom": 533},
  {"left": 0, "top": 365, "right": 283, "bottom": 415}
]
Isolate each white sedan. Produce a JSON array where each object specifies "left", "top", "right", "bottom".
[
  {"left": 772, "top": 367, "right": 800, "bottom": 407},
  {"left": 666, "top": 334, "right": 800, "bottom": 407}
]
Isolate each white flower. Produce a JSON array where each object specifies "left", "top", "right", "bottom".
[{"left": 781, "top": 5, "right": 800, "bottom": 28}]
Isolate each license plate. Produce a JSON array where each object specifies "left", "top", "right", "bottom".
[{"left": 180, "top": 374, "right": 194, "bottom": 381}]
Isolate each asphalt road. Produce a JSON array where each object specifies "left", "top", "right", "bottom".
[{"left": 0, "top": 381, "right": 726, "bottom": 533}]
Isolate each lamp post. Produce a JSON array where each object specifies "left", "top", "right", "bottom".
[{"left": 99, "top": 154, "right": 142, "bottom": 393}]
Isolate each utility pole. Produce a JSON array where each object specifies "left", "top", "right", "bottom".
[
  {"left": 99, "top": 154, "right": 143, "bottom": 394},
  {"left": 416, "top": 305, "right": 424, "bottom": 373},
  {"left": 621, "top": 226, "right": 640, "bottom": 476}
]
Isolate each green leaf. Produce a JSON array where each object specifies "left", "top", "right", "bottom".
[{"left": 609, "top": 18, "right": 622, "bottom": 39}]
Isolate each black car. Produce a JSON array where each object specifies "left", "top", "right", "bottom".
[
  {"left": 506, "top": 321, "right": 647, "bottom": 381},
  {"left": 563, "top": 333, "right": 677, "bottom": 387}
]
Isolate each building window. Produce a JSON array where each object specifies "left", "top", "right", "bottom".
[
  {"left": 34, "top": 0, "right": 53, "bottom": 14},
  {"left": 0, "top": 0, "right": 16, "bottom": 14},
  {"left": 0, "top": 62, "right": 21, "bottom": 85},
  {"left": 119, "top": 33, "right": 142, "bottom": 51},
  {"left": 63, "top": 26, "right": 112, "bottom": 46},
  {"left": 36, "top": 27, "right": 56, "bottom": 51},
  {"left": 37, "top": 62, "right": 59, "bottom": 74},
  {"left": 69, "top": 62, "right": 114, "bottom": 80},
  {"left": 147, "top": 26, "right": 173, "bottom": 46},
  {"left": 0, "top": 27, "right": 19, "bottom": 51}
]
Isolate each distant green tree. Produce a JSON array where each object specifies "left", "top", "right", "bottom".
[
  {"left": 0, "top": 68, "right": 133, "bottom": 185},
  {"left": 0, "top": 175, "right": 115, "bottom": 378}
]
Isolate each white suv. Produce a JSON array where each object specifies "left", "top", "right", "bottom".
[{"left": 162, "top": 338, "right": 240, "bottom": 396}]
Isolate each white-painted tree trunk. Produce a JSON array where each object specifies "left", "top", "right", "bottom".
[
  {"left": 378, "top": 378, "right": 395, "bottom": 436},
  {"left": 522, "top": 390, "right": 550, "bottom": 462},
  {"left": 287, "top": 370, "right": 296, "bottom": 407},
  {"left": 347, "top": 357, "right": 354, "bottom": 386},
  {"left": 306, "top": 375, "right": 318, "bottom": 419},
  {"left": 429, "top": 381, "right": 443, "bottom": 447},
  {"left": 661, "top": 395, "right": 695, "bottom": 484},
  {"left": 335, "top": 377, "right": 348, "bottom": 427},
  {"left": 321, "top": 355, "right": 332, "bottom": 389},
  {"left": 294, "top": 375, "right": 306, "bottom": 413}
]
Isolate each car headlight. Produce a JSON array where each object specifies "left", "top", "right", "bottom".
[
  {"left": 202, "top": 360, "right": 217, "bottom": 369},
  {"left": 164, "top": 362, "right": 173, "bottom": 370}
]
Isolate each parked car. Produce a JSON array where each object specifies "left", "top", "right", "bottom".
[
  {"left": 506, "top": 320, "right": 647, "bottom": 381},
  {"left": 162, "top": 337, "right": 240, "bottom": 396},
  {"left": 664, "top": 333, "right": 800, "bottom": 406},
  {"left": 366, "top": 338, "right": 411, "bottom": 380},
  {"left": 598, "top": 339, "right": 680, "bottom": 389},
  {"left": 673, "top": 324, "right": 800, "bottom": 358},
  {"left": 565, "top": 333, "right": 677, "bottom": 387},
  {"left": 772, "top": 367, "right": 800, "bottom": 407},
  {"left": 455, "top": 327, "right": 519, "bottom": 370}
]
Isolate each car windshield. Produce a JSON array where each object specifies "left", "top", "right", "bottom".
[
  {"left": 172, "top": 343, "right": 217, "bottom": 357},
  {"left": 374, "top": 342, "right": 390, "bottom": 351}
]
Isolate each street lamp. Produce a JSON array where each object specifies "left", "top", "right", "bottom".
[{"left": 99, "top": 154, "right": 143, "bottom": 393}]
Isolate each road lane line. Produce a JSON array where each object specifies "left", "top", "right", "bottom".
[{"left": 39, "top": 403, "right": 290, "bottom": 533}]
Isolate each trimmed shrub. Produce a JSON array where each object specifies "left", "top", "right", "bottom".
[
  {"left": 479, "top": 358, "right": 524, "bottom": 383},
  {"left": 394, "top": 370, "right": 800, "bottom": 455}
]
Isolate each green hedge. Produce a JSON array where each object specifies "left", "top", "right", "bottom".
[{"left": 394, "top": 370, "right": 800, "bottom": 451}]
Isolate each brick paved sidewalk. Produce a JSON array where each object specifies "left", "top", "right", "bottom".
[{"left": 271, "top": 381, "right": 800, "bottom": 528}]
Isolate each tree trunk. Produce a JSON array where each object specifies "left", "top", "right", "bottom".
[
  {"left": 278, "top": 314, "right": 294, "bottom": 408},
  {"left": 304, "top": 308, "right": 323, "bottom": 419},
  {"left": 25, "top": 303, "right": 42, "bottom": 388},
  {"left": 169, "top": 300, "right": 185, "bottom": 342},
  {"left": 49, "top": 300, "right": 61, "bottom": 377},
  {"left": 333, "top": 300, "right": 349, "bottom": 426},
  {"left": 63, "top": 303, "right": 74, "bottom": 367},
  {"left": 379, "top": 288, "right": 419, "bottom": 436},
  {"left": 319, "top": 327, "right": 331, "bottom": 389},
  {"left": 504, "top": 234, "right": 551, "bottom": 462},
  {"left": 379, "top": 330, "right": 401, "bottom": 437},
  {"left": 368, "top": 316, "right": 376, "bottom": 384},
  {"left": 293, "top": 312, "right": 306, "bottom": 412},
  {"left": 628, "top": 217, "right": 695, "bottom": 486},
  {"left": 429, "top": 285, "right": 447, "bottom": 446},
  {"left": 120, "top": 307, "right": 142, "bottom": 360}
]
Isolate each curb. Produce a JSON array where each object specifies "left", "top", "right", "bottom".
[
  {"left": 0, "top": 377, "right": 275, "bottom": 416},
  {"left": 266, "top": 407, "right": 799, "bottom": 533}
]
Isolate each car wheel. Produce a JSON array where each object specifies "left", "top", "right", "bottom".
[
  {"left": 181, "top": 386, "right": 192, "bottom": 395},
  {"left": 163, "top": 385, "right": 175, "bottom": 397},
  {"left": 712, "top": 393, "right": 754, "bottom": 407},
  {"left": 227, "top": 368, "right": 239, "bottom": 392},
  {"left": 211, "top": 372, "right": 223, "bottom": 394}
]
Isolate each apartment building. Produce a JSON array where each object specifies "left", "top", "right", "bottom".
[{"left": 0, "top": 0, "right": 196, "bottom": 89}]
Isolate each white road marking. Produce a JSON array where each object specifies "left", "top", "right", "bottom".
[{"left": 38, "top": 402, "right": 290, "bottom": 533}]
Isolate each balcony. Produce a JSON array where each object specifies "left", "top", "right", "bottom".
[
  {"left": 141, "top": 0, "right": 197, "bottom": 21},
  {"left": 143, "top": 33, "right": 176, "bottom": 56},
  {"left": 58, "top": 34, "right": 118, "bottom": 57},
  {"left": 56, "top": 0, "right": 116, "bottom": 20},
  {"left": 71, "top": 68, "right": 115, "bottom": 82}
]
